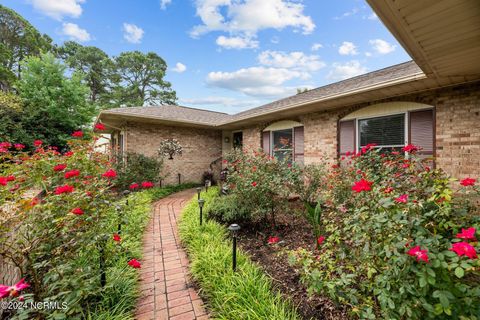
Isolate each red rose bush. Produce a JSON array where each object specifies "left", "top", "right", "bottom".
[
  {"left": 290, "top": 147, "right": 480, "bottom": 319},
  {"left": 0, "top": 132, "right": 144, "bottom": 318}
]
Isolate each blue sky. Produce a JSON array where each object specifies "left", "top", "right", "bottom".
[{"left": 2, "top": 0, "right": 411, "bottom": 114}]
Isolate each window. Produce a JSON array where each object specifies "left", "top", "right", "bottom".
[
  {"left": 272, "top": 129, "right": 293, "bottom": 162},
  {"left": 233, "top": 131, "right": 243, "bottom": 149},
  {"left": 262, "top": 121, "right": 304, "bottom": 164},
  {"left": 358, "top": 114, "right": 405, "bottom": 151},
  {"left": 339, "top": 102, "right": 434, "bottom": 159}
]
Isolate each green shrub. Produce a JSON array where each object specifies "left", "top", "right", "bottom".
[
  {"left": 224, "top": 148, "right": 301, "bottom": 224},
  {"left": 206, "top": 194, "right": 250, "bottom": 223},
  {"left": 290, "top": 145, "right": 480, "bottom": 319},
  {"left": 113, "top": 152, "right": 163, "bottom": 191},
  {"left": 0, "top": 131, "right": 194, "bottom": 319},
  {"left": 179, "top": 187, "right": 300, "bottom": 320}
]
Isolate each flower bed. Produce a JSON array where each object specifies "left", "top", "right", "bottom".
[
  {"left": 0, "top": 130, "right": 197, "bottom": 319},
  {"left": 214, "top": 146, "right": 480, "bottom": 319},
  {"left": 178, "top": 187, "right": 300, "bottom": 320}
]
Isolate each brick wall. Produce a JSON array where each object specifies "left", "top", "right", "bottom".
[
  {"left": 242, "top": 125, "right": 264, "bottom": 151},
  {"left": 299, "top": 110, "right": 340, "bottom": 165},
  {"left": 124, "top": 122, "right": 222, "bottom": 185},
  {"left": 237, "top": 81, "right": 480, "bottom": 179},
  {"left": 435, "top": 84, "right": 480, "bottom": 179}
]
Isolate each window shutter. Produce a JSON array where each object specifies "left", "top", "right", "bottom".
[
  {"left": 409, "top": 109, "right": 434, "bottom": 155},
  {"left": 262, "top": 131, "right": 271, "bottom": 155},
  {"left": 294, "top": 126, "right": 304, "bottom": 164},
  {"left": 339, "top": 120, "right": 355, "bottom": 155}
]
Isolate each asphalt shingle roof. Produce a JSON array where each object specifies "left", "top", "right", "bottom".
[{"left": 101, "top": 105, "right": 232, "bottom": 126}]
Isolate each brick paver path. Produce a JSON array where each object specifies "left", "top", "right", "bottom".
[{"left": 135, "top": 189, "right": 209, "bottom": 320}]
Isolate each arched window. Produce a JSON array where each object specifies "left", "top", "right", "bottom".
[
  {"left": 262, "top": 120, "right": 304, "bottom": 164},
  {"left": 339, "top": 102, "right": 434, "bottom": 157}
]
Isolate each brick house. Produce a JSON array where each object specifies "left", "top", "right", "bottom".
[{"left": 97, "top": 0, "right": 480, "bottom": 185}]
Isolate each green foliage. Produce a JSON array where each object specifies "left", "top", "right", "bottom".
[
  {"left": 58, "top": 41, "right": 114, "bottom": 106},
  {"left": 112, "top": 152, "right": 163, "bottom": 191},
  {"left": 0, "top": 4, "right": 52, "bottom": 90},
  {"left": 224, "top": 148, "right": 302, "bottom": 224},
  {"left": 111, "top": 51, "right": 177, "bottom": 107},
  {"left": 0, "top": 91, "right": 28, "bottom": 142},
  {"left": 0, "top": 132, "right": 194, "bottom": 319},
  {"left": 290, "top": 147, "right": 480, "bottom": 319},
  {"left": 178, "top": 187, "right": 300, "bottom": 320},
  {"left": 16, "top": 52, "right": 95, "bottom": 149},
  {"left": 206, "top": 194, "right": 250, "bottom": 223}
]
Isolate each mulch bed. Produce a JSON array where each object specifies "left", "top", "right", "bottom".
[{"left": 235, "top": 203, "right": 349, "bottom": 320}]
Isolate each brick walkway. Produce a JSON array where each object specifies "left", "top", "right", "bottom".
[{"left": 135, "top": 189, "right": 209, "bottom": 320}]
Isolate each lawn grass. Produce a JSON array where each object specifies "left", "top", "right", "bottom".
[
  {"left": 85, "top": 183, "right": 197, "bottom": 320},
  {"left": 178, "top": 187, "right": 301, "bottom": 320}
]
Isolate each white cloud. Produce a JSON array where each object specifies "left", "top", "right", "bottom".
[
  {"left": 257, "top": 50, "right": 325, "bottom": 72},
  {"left": 30, "top": 0, "right": 84, "bottom": 20},
  {"left": 123, "top": 23, "right": 144, "bottom": 44},
  {"left": 327, "top": 61, "right": 367, "bottom": 80},
  {"left": 172, "top": 62, "right": 187, "bottom": 73},
  {"left": 160, "top": 0, "right": 172, "bottom": 10},
  {"left": 334, "top": 7, "right": 359, "bottom": 20},
  {"left": 216, "top": 35, "right": 259, "bottom": 49},
  {"left": 338, "top": 41, "right": 358, "bottom": 55},
  {"left": 61, "top": 23, "right": 91, "bottom": 42},
  {"left": 191, "top": 0, "right": 315, "bottom": 47},
  {"left": 270, "top": 36, "right": 280, "bottom": 44},
  {"left": 206, "top": 67, "right": 304, "bottom": 98},
  {"left": 311, "top": 43, "right": 323, "bottom": 51},
  {"left": 369, "top": 39, "right": 396, "bottom": 54},
  {"left": 367, "top": 12, "right": 378, "bottom": 20},
  {"left": 180, "top": 96, "right": 262, "bottom": 110}
]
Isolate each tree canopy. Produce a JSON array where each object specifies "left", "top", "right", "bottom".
[
  {"left": 0, "top": 4, "right": 52, "bottom": 90},
  {"left": 112, "top": 51, "right": 177, "bottom": 107},
  {"left": 16, "top": 53, "right": 95, "bottom": 149}
]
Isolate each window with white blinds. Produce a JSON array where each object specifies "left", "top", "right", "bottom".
[
  {"left": 358, "top": 114, "right": 405, "bottom": 149},
  {"left": 338, "top": 108, "right": 434, "bottom": 157}
]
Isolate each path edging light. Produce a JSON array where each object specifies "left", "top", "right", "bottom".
[
  {"left": 228, "top": 224, "right": 241, "bottom": 272},
  {"left": 198, "top": 198, "right": 205, "bottom": 226}
]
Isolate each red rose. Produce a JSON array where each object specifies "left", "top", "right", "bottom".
[
  {"left": 141, "top": 181, "right": 154, "bottom": 188},
  {"left": 71, "top": 131, "right": 83, "bottom": 137},
  {"left": 71, "top": 207, "right": 84, "bottom": 215},
  {"left": 64, "top": 169, "right": 80, "bottom": 179},
  {"left": 407, "top": 246, "right": 429, "bottom": 263},
  {"left": 54, "top": 164, "right": 67, "bottom": 172},
  {"left": 402, "top": 144, "right": 419, "bottom": 153},
  {"left": 129, "top": 183, "right": 139, "bottom": 190},
  {"left": 251, "top": 181, "right": 257, "bottom": 187},
  {"left": 352, "top": 179, "right": 373, "bottom": 193},
  {"left": 33, "top": 140, "right": 43, "bottom": 147},
  {"left": 113, "top": 234, "right": 121, "bottom": 242},
  {"left": 450, "top": 242, "right": 477, "bottom": 259},
  {"left": 94, "top": 123, "right": 106, "bottom": 131},
  {"left": 54, "top": 184, "right": 74, "bottom": 195},
  {"left": 456, "top": 227, "right": 476, "bottom": 241},
  {"left": 64, "top": 151, "right": 74, "bottom": 157},
  {"left": 267, "top": 236, "right": 280, "bottom": 244},
  {"left": 14, "top": 144, "right": 25, "bottom": 150},
  {"left": 395, "top": 194, "right": 409, "bottom": 204},
  {"left": 128, "top": 259, "right": 141, "bottom": 269},
  {"left": 6, "top": 176, "right": 15, "bottom": 182},
  {"left": 317, "top": 236, "right": 325, "bottom": 246},
  {"left": 102, "top": 169, "right": 117, "bottom": 179},
  {"left": 460, "top": 178, "right": 476, "bottom": 187},
  {"left": 0, "top": 177, "right": 8, "bottom": 186}
]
